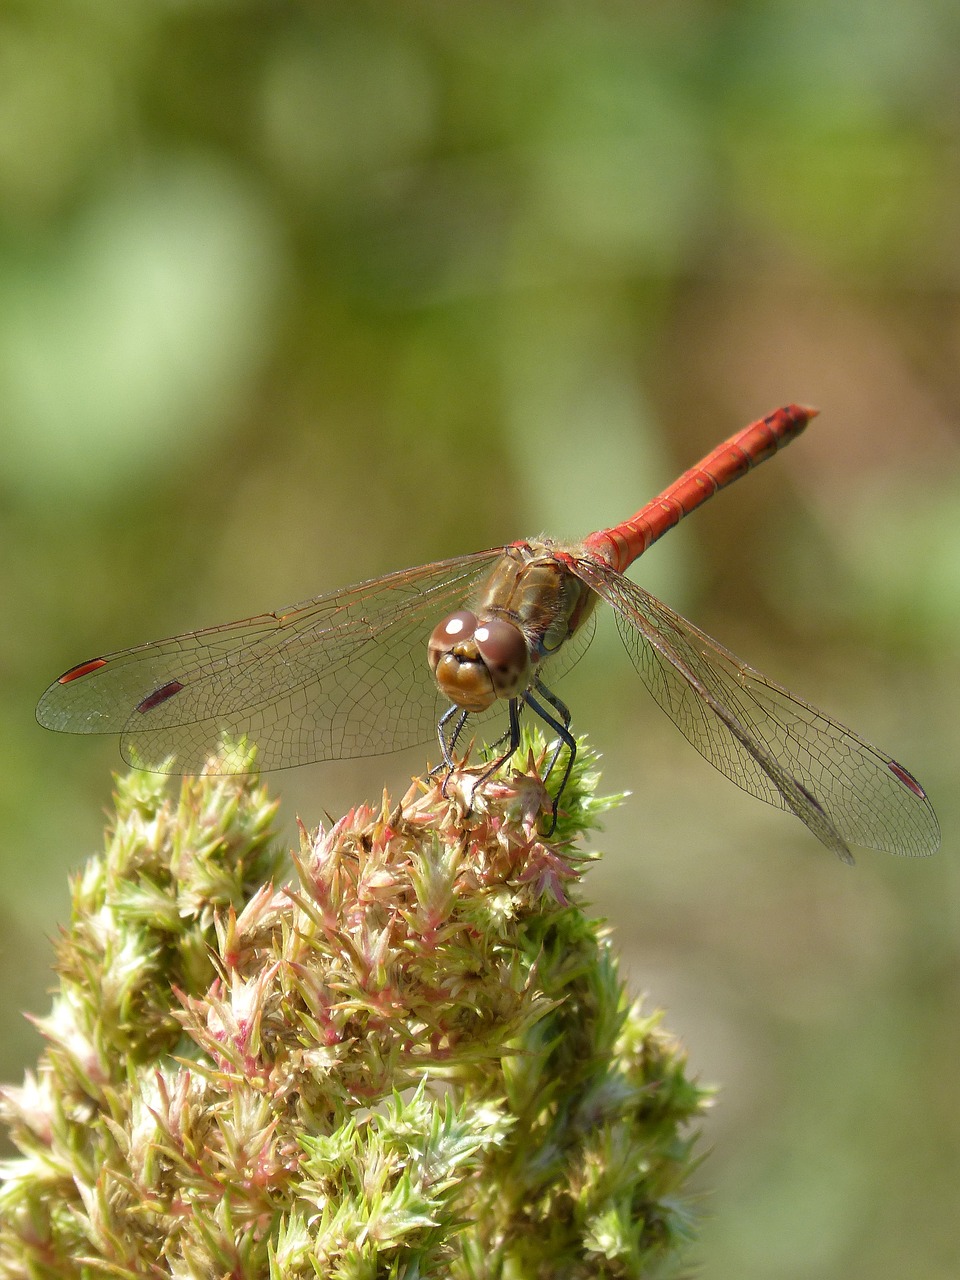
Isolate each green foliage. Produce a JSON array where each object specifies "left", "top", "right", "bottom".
[{"left": 0, "top": 738, "right": 707, "bottom": 1278}]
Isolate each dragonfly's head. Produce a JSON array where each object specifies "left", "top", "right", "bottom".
[{"left": 428, "top": 610, "right": 531, "bottom": 712}]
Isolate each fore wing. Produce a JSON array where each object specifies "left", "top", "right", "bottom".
[{"left": 37, "top": 551, "right": 505, "bottom": 773}]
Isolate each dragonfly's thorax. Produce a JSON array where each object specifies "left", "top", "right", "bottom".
[{"left": 427, "top": 541, "right": 596, "bottom": 712}]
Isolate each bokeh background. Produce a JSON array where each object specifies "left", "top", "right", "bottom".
[{"left": 2, "top": 3, "right": 958, "bottom": 1276}]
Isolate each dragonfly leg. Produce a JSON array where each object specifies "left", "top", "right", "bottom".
[
  {"left": 436, "top": 702, "right": 520, "bottom": 795},
  {"left": 438, "top": 697, "right": 525, "bottom": 807},
  {"left": 435, "top": 704, "right": 469, "bottom": 791},
  {"left": 437, "top": 698, "right": 516, "bottom": 769},
  {"left": 523, "top": 678, "right": 576, "bottom": 833},
  {"left": 435, "top": 688, "right": 572, "bottom": 835},
  {"left": 470, "top": 697, "right": 524, "bottom": 786}
]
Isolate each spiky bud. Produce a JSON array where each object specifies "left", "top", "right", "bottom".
[{"left": 0, "top": 734, "right": 708, "bottom": 1278}]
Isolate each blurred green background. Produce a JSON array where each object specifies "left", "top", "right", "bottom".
[{"left": 2, "top": 2, "right": 958, "bottom": 1276}]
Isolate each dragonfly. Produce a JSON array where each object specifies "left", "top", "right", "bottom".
[{"left": 37, "top": 405, "right": 940, "bottom": 863}]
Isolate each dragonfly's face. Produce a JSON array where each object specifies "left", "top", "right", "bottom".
[{"left": 428, "top": 610, "right": 532, "bottom": 711}]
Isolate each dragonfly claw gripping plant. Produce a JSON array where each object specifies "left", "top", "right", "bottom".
[{"left": 0, "top": 736, "right": 708, "bottom": 1279}]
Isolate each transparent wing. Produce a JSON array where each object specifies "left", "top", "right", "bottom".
[
  {"left": 38, "top": 550, "right": 510, "bottom": 774},
  {"left": 568, "top": 556, "right": 940, "bottom": 859}
]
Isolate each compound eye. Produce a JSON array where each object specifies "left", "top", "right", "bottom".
[
  {"left": 435, "top": 610, "right": 478, "bottom": 644},
  {"left": 474, "top": 617, "right": 530, "bottom": 696},
  {"left": 428, "top": 611, "right": 478, "bottom": 671}
]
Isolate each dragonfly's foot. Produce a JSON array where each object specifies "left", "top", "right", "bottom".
[
  {"left": 476, "top": 761, "right": 553, "bottom": 835},
  {"left": 428, "top": 759, "right": 478, "bottom": 822},
  {"left": 540, "top": 799, "right": 560, "bottom": 839},
  {"left": 431, "top": 754, "right": 552, "bottom": 838}
]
